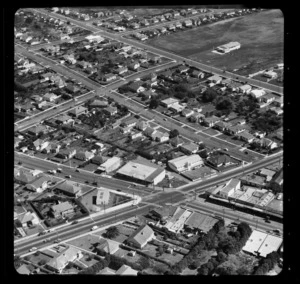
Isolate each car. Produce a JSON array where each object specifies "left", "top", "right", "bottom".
[
  {"left": 29, "top": 247, "right": 37, "bottom": 252},
  {"left": 54, "top": 239, "right": 62, "bottom": 243},
  {"left": 65, "top": 175, "right": 72, "bottom": 178},
  {"left": 38, "top": 231, "right": 46, "bottom": 236},
  {"left": 71, "top": 220, "right": 79, "bottom": 225},
  {"left": 75, "top": 169, "right": 79, "bottom": 172},
  {"left": 163, "top": 118, "right": 167, "bottom": 121},
  {"left": 91, "top": 225, "right": 98, "bottom": 231}
]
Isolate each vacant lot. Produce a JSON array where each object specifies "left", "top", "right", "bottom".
[
  {"left": 147, "top": 10, "right": 283, "bottom": 75},
  {"left": 202, "top": 128, "right": 220, "bottom": 136},
  {"left": 66, "top": 234, "right": 101, "bottom": 252}
]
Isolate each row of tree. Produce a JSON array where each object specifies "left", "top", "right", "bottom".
[{"left": 253, "top": 251, "right": 280, "bottom": 275}]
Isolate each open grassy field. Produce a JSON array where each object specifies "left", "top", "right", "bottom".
[{"left": 147, "top": 10, "right": 283, "bottom": 75}]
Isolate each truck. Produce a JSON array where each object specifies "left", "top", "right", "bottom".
[{"left": 91, "top": 225, "right": 98, "bottom": 231}]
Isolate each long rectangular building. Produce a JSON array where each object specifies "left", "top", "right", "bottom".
[
  {"left": 215, "top": 42, "right": 241, "bottom": 53},
  {"left": 168, "top": 154, "right": 203, "bottom": 173},
  {"left": 116, "top": 160, "right": 165, "bottom": 185}
]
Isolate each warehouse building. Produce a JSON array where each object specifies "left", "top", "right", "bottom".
[
  {"left": 215, "top": 42, "right": 241, "bottom": 53},
  {"left": 97, "top": 157, "right": 122, "bottom": 173},
  {"left": 168, "top": 154, "right": 203, "bottom": 173},
  {"left": 116, "top": 160, "right": 166, "bottom": 185}
]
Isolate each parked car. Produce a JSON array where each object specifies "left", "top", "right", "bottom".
[
  {"left": 71, "top": 220, "right": 79, "bottom": 225},
  {"left": 29, "top": 247, "right": 37, "bottom": 252},
  {"left": 38, "top": 231, "right": 46, "bottom": 236},
  {"left": 91, "top": 225, "right": 98, "bottom": 231},
  {"left": 65, "top": 175, "right": 72, "bottom": 178}
]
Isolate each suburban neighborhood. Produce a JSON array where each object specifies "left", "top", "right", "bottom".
[{"left": 13, "top": 6, "right": 283, "bottom": 277}]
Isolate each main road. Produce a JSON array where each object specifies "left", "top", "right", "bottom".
[{"left": 29, "top": 8, "right": 283, "bottom": 95}]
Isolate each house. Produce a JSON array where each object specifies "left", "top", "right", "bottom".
[
  {"left": 116, "top": 264, "right": 138, "bottom": 276},
  {"left": 128, "top": 62, "right": 140, "bottom": 71},
  {"left": 260, "top": 137, "right": 278, "bottom": 149},
  {"left": 202, "top": 115, "right": 220, "bottom": 127},
  {"left": 114, "top": 66, "right": 128, "bottom": 75},
  {"left": 139, "top": 90, "right": 156, "bottom": 100},
  {"left": 56, "top": 148, "right": 77, "bottom": 159},
  {"left": 27, "top": 125, "right": 47, "bottom": 136},
  {"left": 258, "top": 168, "right": 276, "bottom": 182},
  {"left": 169, "top": 103, "right": 186, "bottom": 113},
  {"left": 270, "top": 107, "right": 283, "bottom": 116},
  {"left": 181, "top": 109, "right": 194, "bottom": 117},
  {"left": 135, "top": 120, "right": 149, "bottom": 131},
  {"left": 130, "top": 130, "right": 143, "bottom": 140},
  {"left": 16, "top": 264, "right": 32, "bottom": 275},
  {"left": 263, "top": 70, "right": 278, "bottom": 79},
  {"left": 207, "top": 153, "right": 232, "bottom": 168},
  {"left": 51, "top": 201, "right": 74, "bottom": 218},
  {"left": 32, "top": 139, "right": 49, "bottom": 151},
  {"left": 180, "top": 142, "right": 199, "bottom": 155},
  {"left": 65, "top": 84, "right": 80, "bottom": 94},
  {"left": 161, "top": 98, "right": 180, "bottom": 108},
  {"left": 103, "top": 106, "right": 118, "bottom": 116},
  {"left": 238, "top": 131, "right": 255, "bottom": 143},
  {"left": 68, "top": 106, "right": 88, "bottom": 117},
  {"left": 238, "top": 84, "right": 252, "bottom": 94},
  {"left": 214, "top": 121, "right": 230, "bottom": 132},
  {"left": 127, "top": 81, "right": 145, "bottom": 93},
  {"left": 226, "top": 124, "right": 245, "bottom": 135},
  {"left": 250, "top": 89, "right": 266, "bottom": 99},
  {"left": 89, "top": 99, "right": 108, "bottom": 108},
  {"left": 183, "top": 19, "right": 193, "bottom": 27},
  {"left": 77, "top": 61, "right": 92, "bottom": 69},
  {"left": 20, "top": 102, "right": 35, "bottom": 113},
  {"left": 126, "top": 224, "right": 154, "bottom": 249},
  {"left": 102, "top": 73, "right": 117, "bottom": 82},
  {"left": 273, "top": 97, "right": 283, "bottom": 108},
  {"left": 63, "top": 54, "right": 76, "bottom": 64},
  {"left": 42, "top": 142, "right": 61, "bottom": 154},
  {"left": 169, "top": 136, "right": 185, "bottom": 147},
  {"left": 217, "top": 178, "right": 241, "bottom": 199},
  {"left": 30, "top": 94, "right": 43, "bottom": 102},
  {"left": 189, "top": 112, "right": 205, "bottom": 123},
  {"left": 168, "top": 154, "right": 203, "bottom": 173},
  {"left": 122, "top": 118, "right": 138, "bottom": 128},
  {"left": 97, "top": 238, "right": 120, "bottom": 255},
  {"left": 207, "top": 75, "right": 222, "bottom": 85},
  {"left": 191, "top": 70, "right": 205, "bottom": 78},
  {"left": 74, "top": 151, "right": 94, "bottom": 161},
  {"left": 26, "top": 176, "right": 49, "bottom": 192},
  {"left": 98, "top": 157, "right": 122, "bottom": 173},
  {"left": 149, "top": 55, "right": 161, "bottom": 64},
  {"left": 43, "top": 93, "right": 59, "bottom": 102},
  {"left": 56, "top": 181, "right": 83, "bottom": 197},
  {"left": 260, "top": 93, "right": 276, "bottom": 104},
  {"left": 177, "top": 65, "right": 189, "bottom": 74},
  {"left": 46, "top": 247, "right": 83, "bottom": 273},
  {"left": 18, "top": 211, "right": 39, "bottom": 228},
  {"left": 151, "top": 131, "right": 169, "bottom": 142}
]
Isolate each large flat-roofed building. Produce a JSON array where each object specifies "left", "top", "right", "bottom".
[
  {"left": 168, "top": 154, "right": 203, "bottom": 173},
  {"left": 257, "top": 234, "right": 283, "bottom": 258},
  {"left": 215, "top": 42, "right": 241, "bottom": 53},
  {"left": 97, "top": 157, "right": 122, "bottom": 173},
  {"left": 116, "top": 160, "right": 166, "bottom": 185},
  {"left": 242, "top": 230, "right": 267, "bottom": 256}
]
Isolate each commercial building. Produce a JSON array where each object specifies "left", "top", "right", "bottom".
[
  {"left": 215, "top": 42, "right": 241, "bottom": 53},
  {"left": 116, "top": 160, "right": 165, "bottom": 185},
  {"left": 212, "top": 178, "right": 241, "bottom": 199},
  {"left": 97, "top": 157, "right": 122, "bottom": 173},
  {"left": 168, "top": 154, "right": 203, "bottom": 173}
]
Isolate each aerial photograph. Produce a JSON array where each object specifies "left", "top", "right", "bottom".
[{"left": 13, "top": 6, "right": 283, "bottom": 276}]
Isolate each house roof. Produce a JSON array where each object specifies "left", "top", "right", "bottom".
[
  {"left": 18, "top": 212, "right": 36, "bottom": 224},
  {"left": 208, "top": 153, "right": 231, "bottom": 167},
  {"left": 69, "top": 106, "right": 87, "bottom": 116},
  {"left": 97, "top": 238, "right": 119, "bottom": 254},
  {"left": 180, "top": 142, "right": 198, "bottom": 152},
  {"left": 27, "top": 176, "right": 49, "bottom": 189},
  {"left": 239, "top": 131, "right": 255, "bottom": 140},
  {"left": 90, "top": 99, "right": 108, "bottom": 107},
  {"left": 127, "top": 224, "right": 154, "bottom": 247},
  {"left": 169, "top": 136, "right": 185, "bottom": 147},
  {"left": 116, "top": 264, "right": 138, "bottom": 275},
  {"left": 56, "top": 181, "right": 82, "bottom": 195},
  {"left": 51, "top": 201, "right": 73, "bottom": 213},
  {"left": 161, "top": 97, "right": 179, "bottom": 105},
  {"left": 208, "top": 75, "right": 222, "bottom": 82},
  {"left": 168, "top": 154, "right": 202, "bottom": 169}
]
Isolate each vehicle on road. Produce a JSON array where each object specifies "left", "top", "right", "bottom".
[
  {"left": 163, "top": 118, "right": 167, "bottom": 121},
  {"left": 57, "top": 168, "right": 62, "bottom": 173},
  {"left": 91, "top": 225, "right": 98, "bottom": 231},
  {"left": 48, "top": 169, "right": 57, "bottom": 174},
  {"left": 71, "top": 220, "right": 79, "bottom": 225},
  {"left": 38, "top": 231, "right": 46, "bottom": 236},
  {"left": 29, "top": 247, "right": 37, "bottom": 252},
  {"left": 43, "top": 238, "right": 50, "bottom": 243},
  {"left": 54, "top": 239, "right": 62, "bottom": 243},
  {"left": 75, "top": 169, "right": 80, "bottom": 172},
  {"left": 65, "top": 175, "right": 72, "bottom": 178}
]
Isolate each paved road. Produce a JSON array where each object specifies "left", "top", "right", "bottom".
[
  {"left": 31, "top": 8, "right": 283, "bottom": 95},
  {"left": 15, "top": 152, "right": 153, "bottom": 196}
]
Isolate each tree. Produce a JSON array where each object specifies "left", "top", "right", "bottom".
[
  {"left": 149, "top": 98, "right": 159, "bottom": 109},
  {"left": 215, "top": 97, "right": 234, "bottom": 115},
  {"left": 139, "top": 256, "right": 151, "bottom": 270},
  {"left": 202, "top": 88, "right": 218, "bottom": 102},
  {"left": 169, "top": 129, "right": 179, "bottom": 139},
  {"left": 104, "top": 226, "right": 119, "bottom": 239},
  {"left": 268, "top": 181, "right": 282, "bottom": 194},
  {"left": 236, "top": 267, "right": 249, "bottom": 275},
  {"left": 216, "top": 251, "right": 227, "bottom": 263}
]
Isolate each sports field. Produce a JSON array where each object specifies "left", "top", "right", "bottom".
[{"left": 147, "top": 10, "right": 283, "bottom": 75}]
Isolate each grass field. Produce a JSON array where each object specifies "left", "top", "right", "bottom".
[{"left": 147, "top": 10, "right": 283, "bottom": 75}]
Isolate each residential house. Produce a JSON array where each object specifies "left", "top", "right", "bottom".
[
  {"left": 65, "top": 84, "right": 80, "bottom": 94},
  {"left": 103, "top": 106, "right": 118, "bottom": 116},
  {"left": 51, "top": 201, "right": 74, "bottom": 218},
  {"left": 116, "top": 265, "right": 138, "bottom": 276},
  {"left": 91, "top": 155, "right": 106, "bottom": 165},
  {"left": 127, "top": 81, "right": 145, "bottom": 93},
  {"left": 27, "top": 125, "right": 47, "bottom": 137},
  {"left": 177, "top": 65, "right": 189, "bottom": 74},
  {"left": 18, "top": 212, "right": 39, "bottom": 228},
  {"left": 32, "top": 139, "right": 49, "bottom": 151},
  {"left": 183, "top": 19, "right": 193, "bottom": 27},
  {"left": 46, "top": 247, "right": 83, "bottom": 273},
  {"left": 201, "top": 104, "right": 215, "bottom": 117},
  {"left": 152, "top": 131, "right": 169, "bottom": 143},
  {"left": 169, "top": 103, "right": 186, "bottom": 113},
  {"left": 270, "top": 107, "right": 283, "bottom": 116},
  {"left": 63, "top": 54, "right": 76, "bottom": 65},
  {"left": 114, "top": 66, "right": 128, "bottom": 75},
  {"left": 213, "top": 121, "right": 231, "bottom": 132},
  {"left": 207, "top": 75, "right": 222, "bottom": 85},
  {"left": 126, "top": 224, "right": 155, "bottom": 249},
  {"left": 226, "top": 124, "right": 245, "bottom": 135},
  {"left": 169, "top": 136, "right": 185, "bottom": 147},
  {"left": 273, "top": 97, "right": 283, "bottom": 108},
  {"left": 55, "top": 114, "right": 74, "bottom": 125},
  {"left": 202, "top": 115, "right": 220, "bottom": 127},
  {"left": 122, "top": 118, "right": 138, "bottom": 128},
  {"left": 238, "top": 84, "right": 252, "bottom": 94},
  {"left": 77, "top": 61, "right": 92, "bottom": 69},
  {"left": 101, "top": 73, "right": 117, "bottom": 82},
  {"left": 74, "top": 151, "right": 94, "bottom": 161},
  {"left": 263, "top": 70, "right": 278, "bottom": 79},
  {"left": 191, "top": 70, "right": 205, "bottom": 78},
  {"left": 56, "top": 181, "right": 83, "bottom": 197},
  {"left": 56, "top": 148, "right": 77, "bottom": 159},
  {"left": 180, "top": 142, "right": 199, "bottom": 154},
  {"left": 261, "top": 93, "right": 276, "bottom": 104},
  {"left": 68, "top": 106, "right": 88, "bottom": 117},
  {"left": 143, "top": 127, "right": 156, "bottom": 138},
  {"left": 139, "top": 90, "right": 156, "bottom": 100},
  {"left": 128, "top": 62, "right": 140, "bottom": 71},
  {"left": 20, "top": 102, "right": 35, "bottom": 113},
  {"left": 175, "top": 21, "right": 182, "bottom": 28},
  {"left": 181, "top": 108, "right": 194, "bottom": 117},
  {"left": 161, "top": 98, "right": 180, "bottom": 108},
  {"left": 130, "top": 130, "right": 143, "bottom": 140},
  {"left": 228, "top": 81, "right": 243, "bottom": 92},
  {"left": 97, "top": 238, "right": 120, "bottom": 255},
  {"left": 238, "top": 131, "right": 255, "bottom": 143},
  {"left": 135, "top": 120, "right": 149, "bottom": 131},
  {"left": 250, "top": 89, "right": 266, "bottom": 99},
  {"left": 168, "top": 154, "right": 203, "bottom": 173},
  {"left": 149, "top": 55, "right": 161, "bottom": 64},
  {"left": 43, "top": 93, "right": 59, "bottom": 102},
  {"left": 189, "top": 112, "right": 205, "bottom": 123},
  {"left": 207, "top": 153, "right": 232, "bottom": 168},
  {"left": 41, "top": 142, "right": 61, "bottom": 154},
  {"left": 217, "top": 178, "right": 241, "bottom": 199}
]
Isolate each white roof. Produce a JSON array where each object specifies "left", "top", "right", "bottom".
[
  {"left": 251, "top": 89, "right": 266, "bottom": 97},
  {"left": 161, "top": 98, "right": 179, "bottom": 105},
  {"left": 99, "top": 157, "right": 121, "bottom": 169},
  {"left": 208, "top": 75, "right": 222, "bottom": 82},
  {"left": 258, "top": 234, "right": 283, "bottom": 257},
  {"left": 243, "top": 230, "right": 268, "bottom": 255},
  {"left": 117, "top": 161, "right": 156, "bottom": 180},
  {"left": 168, "top": 154, "right": 202, "bottom": 169}
]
